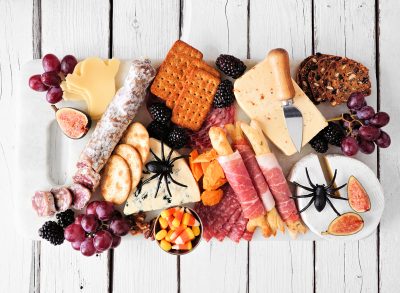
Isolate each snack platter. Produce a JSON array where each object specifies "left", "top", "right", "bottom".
[{"left": 17, "top": 41, "right": 388, "bottom": 255}]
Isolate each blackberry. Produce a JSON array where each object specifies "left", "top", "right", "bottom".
[
  {"left": 147, "top": 120, "right": 169, "bottom": 141},
  {"left": 309, "top": 135, "right": 329, "bottom": 153},
  {"left": 322, "top": 122, "right": 345, "bottom": 147},
  {"left": 149, "top": 103, "right": 172, "bottom": 124},
  {"left": 215, "top": 54, "right": 246, "bottom": 78},
  {"left": 213, "top": 80, "right": 235, "bottom": 108},
  {"left": 38, "top": 221, "right": 65, "bottom": 245},
  {"left": 167, "top": 126, "right": 188, "bottom": 149},
  {"left": 56, "top": 209, "right": 75, "bottom": 228}
]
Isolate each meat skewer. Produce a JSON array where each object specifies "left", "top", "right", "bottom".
[
  {"left": 209, "top": 126, "right": 273, "bottom": 237},
  {"left": 241, "top": 120, "right": 307, "bottom": 238},
  {"left": 225, "top": 122, "right": 285, "bottom": 235}
]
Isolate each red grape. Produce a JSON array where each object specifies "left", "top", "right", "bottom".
[
  {"left": 110, "top": 219, "right": 130, "bottom": 236},
  {"left": 111, "top": 210, "right": 123, "bottom": 220},
  {"left": 356, "top": 106, "right": 375, "bottom": 120},
  {"left": 42, "top": 54, "right": 61, "bottom": 72},
  {"left": 29, "top": 74, "right": 49, "bottom": 92},
  {"left": 347, "top": 93, "right": 366, "bottom": 110},
  {"left": 359, "top": 139, "right": 375, "bottom": 154},
  {"left": 80, "top": 238, "right": 96, "bottom": 256},
  {"left": 71, "top": 241, "right": 82, "bottom": 251},
  {"left": 46, "top": 87, "right": 63, "bottom": 104},
  {"left": 75, "top": 214, "right": 84, "bottom": 225},
  {"left": 111, "top": 235, "right": 121, "bottom": 248},
  {"left": 341, "top": 136, "right": 359, "bottom": 156},
  {"left": 93, "top": 230, "right": 113, "bottom": 252},
  {"left": 86, "top": 201, "right": 100, "bottom": 215},
  {"left": 375, "top": 131, "right": 391, "bottom": 148},
  {"left": 96, "top": 201, "right": 114, "bottom": 221},
  {"left": 359, "top": 125, "right": 381, "bottom": 141},
  {"left": 41, "top": 71, "right": 61, "bottom": 87},
  {"left": 369, "top": 112, "right": 390, "bottom": 128},
  {"left": 81, "top": 214, "right": 99, "bottom": 233},
  {"left": 61, "top": 55, "right": 78, "bottom": 75},
  {"left": 64, "top": 223, "right": 86, "bottom": 242}
]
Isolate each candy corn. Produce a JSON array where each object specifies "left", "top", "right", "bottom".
[
  {"left": 161, "top": 207, "right": 178, "bottom": 219},
  {"left": 172, "top": 241, "right": 192, "bottom": 250},
  {"left": 159, "top": 217, "right": 168, "bottom": 229},
  {"left": 155, "top": 229, "right": 167, "bottom": 241},
  {"left": 175, "top": 228, "right": 195, "bottom": 244},
  {"left": 192, "top": 226, "right": 200, "bottom": 236},
  {"left": 172, "top": 207, "right": 185, "bottom": 227},
  {"left": 165, "top": 229, "right": 174, "bottom": 242},
  {"left": 170, "top": 226, "right": 185, "bottom": 242},
  {"left": 182, "top": 212, "right": 200, "bottom": 227},
  {"left": 160, "top": 240, "right": 172, "bottom": 251}
]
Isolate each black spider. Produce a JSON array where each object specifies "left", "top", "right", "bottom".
[
  {"left": 140, "top": 141, "right": 188, "bottom": 199},
  {"left": 291, "top": 168, "right": 347, "bottom": 216}
]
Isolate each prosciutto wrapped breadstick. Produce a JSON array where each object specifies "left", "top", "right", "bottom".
[
  {"left": 225, "top": 122, "right": 285, "bottom": 235},
  {"left": 209, "top": 126, "right": 273, "bottom": 237},
  {"left": 241, "top": 120, "right": 307, "bottom": 238}
]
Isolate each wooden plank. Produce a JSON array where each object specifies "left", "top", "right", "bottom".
[
  {"left": 112, "top": 1, "right": 180, "bottom": 292},
  {"left": 314, "top": 1, "right": 378, "bottom": 292},
  {"left": 0, "top": 1, "right": 34, "bottom": 292},
  {"left": 248, "top": 1, "right": 314, "bottom": 292},
  {"left": 40, "top": 1, "right": 110, "bottom": 292},
  {"left": 378, "top": 0, "right": 400, "bottom": 291},
  {"left": 180, "top": 1, "right": 248, "bottom": 292}
]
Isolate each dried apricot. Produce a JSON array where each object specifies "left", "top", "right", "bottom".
[
  {"left": 193, "top": 149, "right": 218, "bottom": 163},
  {"left": 203, "top": 160, "right": 227, "bottom": 190},
  {"left": 201, "top": 189, "right": 224, "bottom": 206},
  {"left": 189, "top": 149, "right": 203, "bottom": 181}
]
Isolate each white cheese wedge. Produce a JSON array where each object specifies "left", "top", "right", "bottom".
[
  {"left": 124, "top": 138, "right": 200, "bottom": 215},
  {"left": 234, "top": 57, "right": 327, "bottom": 156}
]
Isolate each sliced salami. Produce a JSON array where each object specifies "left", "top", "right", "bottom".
[
  {"left": 32, "top": 191, "right": 56, "bottom": 217},
  {"left": 50, "top": 187, "right": 73, "bottom": 212},
  {"left": 69, "top": 183, "right": 92, "bottom": 210},
  {"left": 72, "top": 165, "right": 101, "bottom": 191},
  {"left": 228, "top": 213, "right": 247, "bottom": 243}
]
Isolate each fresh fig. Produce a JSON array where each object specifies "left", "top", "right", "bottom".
[
  {"left": 347, "top": 176, "right": 371, "bottom": 213},
  {"left": 52, "top": 105, "right": 91, "bottom": 139},
  {"left": 322, "top": 212, "right": 364, "bottom": 236}
]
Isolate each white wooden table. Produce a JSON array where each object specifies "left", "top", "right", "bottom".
[{"left": 1, "top": 0, "right": 399, "bottom": 292}]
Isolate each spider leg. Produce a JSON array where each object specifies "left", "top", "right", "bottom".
[
  {"left": 169, "top": 155, "right": 190, "bottom": 164},
  {"left": 327, "top": 193, "right": 348, "bottom": 200},
  {"left": 293, "top": 181, "right": 314, "bottom": 192},
  {"left": 153, "top": 174, "right": 163, "bottom": 198},
  {"left": 164, "top": 174, "right": 173, "bottom": 199},
  {"left": 298, "top": 197, "right": 316, "bottom": 214},
  {"left": 167, "top": 173, "right": 188, "bottom": 188},
  {"left": 161, "top": 141, "right": 165, "bottom": 161},
  {"left": 326, "top": 197, "right": 341, "bottom": 216},
  {"left": 326, "top": 169, "right": 338, "bottom": 188},
  {"left": 166, "top": 148, "right": 174, "bottom": 163},
  {"left": 141, "top": 173, "right": 160, "bottom": 186},
  {"left": 150, "top": 149, "right": 162, "bottom": 162},
  {"left": 305, "top": 168, "right": 316, "bottom": 188},
  {"left": 329, "top": 183, "right": 347, "bottom": 191},
  {"left": 291, "top": 193, "right": 315, "bottom": 199}
]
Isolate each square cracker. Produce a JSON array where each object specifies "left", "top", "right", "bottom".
[{"left": 171, "top": 68, "right": 220, "bottom": 131}]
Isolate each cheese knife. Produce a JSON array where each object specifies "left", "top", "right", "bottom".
[{"left": 268, "top": 48, "right": 303, "bottom": 152}]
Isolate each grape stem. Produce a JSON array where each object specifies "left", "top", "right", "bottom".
[{"left": 51, "top": 105, "right": 59, "bottom": 113}]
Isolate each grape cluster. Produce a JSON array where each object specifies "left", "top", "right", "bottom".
[
  {"left": 339, "top": 93, "right": 391, "bottom": 156},
  {"left": 29, "top": 54, "right": 77, "bottom": 104},
  {"left": 64, "top": 201, "right": 130, "bottom": 257}
]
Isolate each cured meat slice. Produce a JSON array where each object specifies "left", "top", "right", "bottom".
[
  {"left": 217, "top": 151, "right": 265, "bottom": 219},
  {"left": 69, "top": 183, "right": 92, "bottom": 210},
  {"left": 32, "top": 191, "right": 56, "bottom": 217},
  {"left": 228, "top": 213, "right": 247, "bottom": 243},
  {"left": 234, "top": 140, "right": 275, "bottom": 211},
  {"left": 256, "top": 153, "right": 300, "bottom": 222},
  {"left": 51, "top": 187, "right": 73, "bottom": 211},
  {"left": 72, "top": 166, "right": 101, "bottom": 192},
  {"left": 242, "top": 229, "right": 254, "bottom": 241},
  {"left": 188, "top": 105, "right": 235, "bottom": 150},
  {"left": 218, "top": 209, "right": 241, "bottom": 241}
]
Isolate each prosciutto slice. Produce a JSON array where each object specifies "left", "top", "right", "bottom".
[
  {"left": 234, "top": 140, "right": 275, "bottom": 211},
  {"left": 218, "top": 151, "right": 265, "bottom": 219},
  {"left": 256, "top": 153, "right": 300, "bottom": 222}
]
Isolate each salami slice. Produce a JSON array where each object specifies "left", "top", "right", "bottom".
[
  {"left": 32, "top": 191, "right": 56, "bottom": 217},
  {"left": 78, "top": 59, "right": 156, "bottom": 173},
  {"left": 69, "top": 183, "right": 92, "bottom": 210},
  {"left": 72, "top": 165, "right": 101, "bottom": 191},
  {"left": 228, "top": 213, "right": 247, "bottom": 243},
  {"left": 51, "top": 187, "right": 73, "bottom": 212}
]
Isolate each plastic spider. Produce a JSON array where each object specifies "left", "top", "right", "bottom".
[
  {"left": 291, "top": 168, "right": 347, "bottom": 216},
  {"left": 140, "top": 141, "right": 188, "bottom": 198}
]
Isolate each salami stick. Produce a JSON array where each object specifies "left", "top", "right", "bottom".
[{"left": 78, "top": 59, "right": 156, "bottom": 173}]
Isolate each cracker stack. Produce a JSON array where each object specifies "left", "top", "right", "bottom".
[
  {"left": 297, "top": 53, "right": 371, "bottom": 105},
  {"left": 150, "top": 40, "right": 221, "bottom": 131}
]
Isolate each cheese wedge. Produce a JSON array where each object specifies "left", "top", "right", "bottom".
[
  {"left": 124, "top": 138, "right": 200, "bottom": 215},
  {"left": 234, "top": 56, "right": 327, "bottom": 156}
]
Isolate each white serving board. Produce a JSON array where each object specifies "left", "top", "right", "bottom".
[{"left": 15, "top": 59, "right": 376, "bottom": 242}]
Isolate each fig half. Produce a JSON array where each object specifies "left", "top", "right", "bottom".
[
  {"left": 347, "top": 176, "right": 371, "bottom": 213},
  {"left": 52, "top": 105, "right": 91, "bottom": 139},
  {"left": 322, "top": 212, "right": 364, "bottom": 236}
]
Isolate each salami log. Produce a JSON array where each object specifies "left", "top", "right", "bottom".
[
  {"left": 72, "top": 164, "right": 101, "bottom": 191},
  {"left": 69, "top": 183, "right": 92, "bottom": 210},
  {"left": 77, "top": 59, "right": 156, "bottom": 173}
]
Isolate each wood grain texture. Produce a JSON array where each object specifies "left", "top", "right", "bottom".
[
  {"left": 40, "top": 1, "right": 110, "bottom": 292},
  {"left": 180, "top": 1, "right": 249, "bottom": 292},
  {"left": 378, "top": 0, "right": 400, "bottom": 291},
  {"left": 314, "top": 1, "right": 378, "bottom": 292},
  {"left": 112, "top": 1, "right": 180, "bottom": 292},
  {"left": 249, "top": 1, "right": 314, "bottom": 292},
  {"left": 0, "top": 1, "right": 34, "bottom": 292}
]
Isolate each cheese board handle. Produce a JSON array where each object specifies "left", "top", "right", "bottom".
[{"left": 268, "top": 48, "right": 296, "bottom": 101}]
